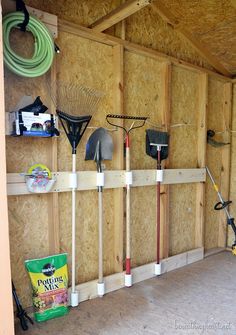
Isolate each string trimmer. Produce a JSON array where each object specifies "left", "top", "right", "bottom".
[
  {"left": 106, "top": 114, "right": 148, "bottom": 287},
  {"left": 206, "top": 166, "right": 236, "bottom": 255}
]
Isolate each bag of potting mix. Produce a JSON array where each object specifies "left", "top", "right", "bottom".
[{"left": 25, "top": 253, "right": 69, "bottom": 322}]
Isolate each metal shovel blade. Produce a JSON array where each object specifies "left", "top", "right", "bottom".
[{"left": 85, "top": 127, "right": 113, "bottom": 161}]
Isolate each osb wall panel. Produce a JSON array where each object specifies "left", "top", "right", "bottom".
[
  {"left": 5, "top": 29, "right": 115, "bottom": 305},
  {"left": 124, "top": 51, "right": 163, "bottom": 266},
  {"left": 205, "top": 78, "right": 225, "bottom": 250},
  {"left": 56, "top": 31, "right": 114, "bottom": 172},
  {"left": 59, "top": 190, "right": 114, "bottom": 285},
  {"left": 124, "top": 52, "right": 163, "bottom": 169},
  {"left": 125, "top": 6, "right": 214, "bottom": 72},
  {"left": 229, "top": 84, "right": 236, "bottom": 247},
  {"left": 169, "top": 66, "right": 198, "bottom": 256},
  {"left": 26, "top": 0, "right": 215, "bottom": 72},
  {"left": 54, "top": 32, "right": 115, "bottom": 284},
  {"left": 4, "top": 31, "right": 54, "bottom": 307},
  {"left": 8, "top": 196, "right": 49, "bottom": 308},
  {"left": 25, "top": 0, "right": 120, "bottom": 26},
  {"left": 199, "top": 21, "right": 236, "bottom": 74},
  {"left": 161, "top": 0, "right": 236, "bottom": 73}
]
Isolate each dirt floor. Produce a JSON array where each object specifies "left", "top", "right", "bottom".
[{"left": 15, "top": 251, "right": 236, "bottom": 335}]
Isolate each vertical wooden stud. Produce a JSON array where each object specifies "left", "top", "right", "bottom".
[
  {"left": 195, "top": 73, "right": 208, "bottom": 248},
  {"left": 113, "top": 44, "right": 124, "bottom": 272},
  {"left": 0, "top": 3, "right": 15, "bottom": 333},
  {"left": 218, "top": 82, "right": 232, "bottom": 247},
  {"left": 160, "top": 62, "right": 171, "bottom": 259},
  {"left": 47, "top": 60, "right": 60, "bottom": 254}
]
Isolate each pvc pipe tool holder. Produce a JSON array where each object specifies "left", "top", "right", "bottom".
[
  {"left": 71, "top": 291, "right": 79, "bottom": 307},
  {"left": 154, "top": 263, "right": 161, "bottom": 276},
  {"left": 125, "top": 274, "right": 132, "bottom": 287},
  {"left": 125, "top": 171, "right": 133, "bottom": 186},
  {"left": 96, "top": 172, "right": 105, "bottom": 187},
  {"left": 156, "top": 170, "right": 164, "bottom": 182},
  {"left": 97, "top": 282, "right": 105, "bottom": 297},
  {"left": 69, "top": 173, "right": 78, "bottom": 189}
]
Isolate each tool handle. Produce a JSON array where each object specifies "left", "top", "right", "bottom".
[{"left": 214, "top": 200, "right": 232, "bottom": 211}]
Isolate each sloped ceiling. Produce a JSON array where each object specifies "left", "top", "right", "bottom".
[{"left": 159, "top": 0, "right": 236, "bottom": 75}]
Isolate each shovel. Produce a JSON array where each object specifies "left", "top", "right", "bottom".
[{"left": 85, "top": 127, "right": 113, "bottom": 296}]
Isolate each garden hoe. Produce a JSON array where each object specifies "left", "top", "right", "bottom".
[{"left": 85, "top": 127, "right": 113, "bottom": 296}]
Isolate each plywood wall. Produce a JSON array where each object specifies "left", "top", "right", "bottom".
[
  {"left": 4, "top": 34, "right": 55, "bottom": 307},
  {"left": 125, "top": 6, "right": 214, "bottom": 71},
  {"left": 25, "top": 0, "right": 214, "bottom": 72},
  {"left": 5, "top": 29, "right": 115, "bottom": 306},
  {"left": 4, "top": 1, "right": 232, "bottom": 309},
  {"left": 124, "top": 52, "right": 163, "bottom": 266},
  {"left": 205, "top": 78, "right": 225, "bottom": 250},
  {"left": 229, "top": 84, "right": 236, "bottom": 247},
  {"left": 56, "top": 32, "right": 115, "bottom": 284},
  {"left": 168, "top": 66, "right": 198, "bottom": 255}
]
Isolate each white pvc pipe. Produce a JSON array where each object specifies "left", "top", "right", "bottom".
[
  {"left": 126, "top": 146, "right": 131, "bottom": 262},
  {"left": 71, "top": 153, "right": 79, "bottom": 306},
  {"left": 98, "top": 190, "right": 103, "bottom": 284},
  {"left": 125, "top": 142, "right": 132, "bottom": 286}
]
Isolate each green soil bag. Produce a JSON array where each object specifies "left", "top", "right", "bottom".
[{"left": 25, "top": 253, "right": 69, "bottom": 322}]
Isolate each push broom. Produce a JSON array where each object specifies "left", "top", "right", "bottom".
[
  {"left": 106, "top": 114, "right": 147, "bottom": 287},
  {"left": 146, "top": 129, "right": 169, "bottom": 275},
  {"left": 85, "top": 127, "right": 113, "bottom": 296},
  {"left": 50, "top": 81, "right": 103, "bottom": 306}
]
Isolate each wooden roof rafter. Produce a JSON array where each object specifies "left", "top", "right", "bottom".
[{"left": 90, "top": 0, "right": 152, "bottom": 32}]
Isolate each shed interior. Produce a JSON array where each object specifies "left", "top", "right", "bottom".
[{"left": 1, "top": 1, "right": 236, "bottom": 334}]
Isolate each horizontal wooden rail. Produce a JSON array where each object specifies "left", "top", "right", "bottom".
[
  {"left": 7, "top": 168, "right": 206, "bottom": 196},
  {"left": 69, "top": 247, "right": 204, "bottom": 303}
]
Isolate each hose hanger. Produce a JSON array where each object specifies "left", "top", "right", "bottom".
[
  {"left": 207, "top": 129, "right": 230, "bottom": 148},
  {"left": 16, "top": 0, "right": 29, "bottom": 32}
]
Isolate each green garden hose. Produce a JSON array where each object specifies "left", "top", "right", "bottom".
[{"left": 3, "top": 12, "right": 54, "bottom": 78}]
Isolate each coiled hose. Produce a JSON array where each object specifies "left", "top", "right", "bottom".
[{"left": 3, "top": 12, "right": 54, "bottom": 77}]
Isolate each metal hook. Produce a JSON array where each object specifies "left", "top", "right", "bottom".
[{"left": 16, "top": 0, "right": 30, "bottom": 32}]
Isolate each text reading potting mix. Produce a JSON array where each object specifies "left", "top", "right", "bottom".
[{"left": 25, "top": 253, "right": 69, "bottom": 322}]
